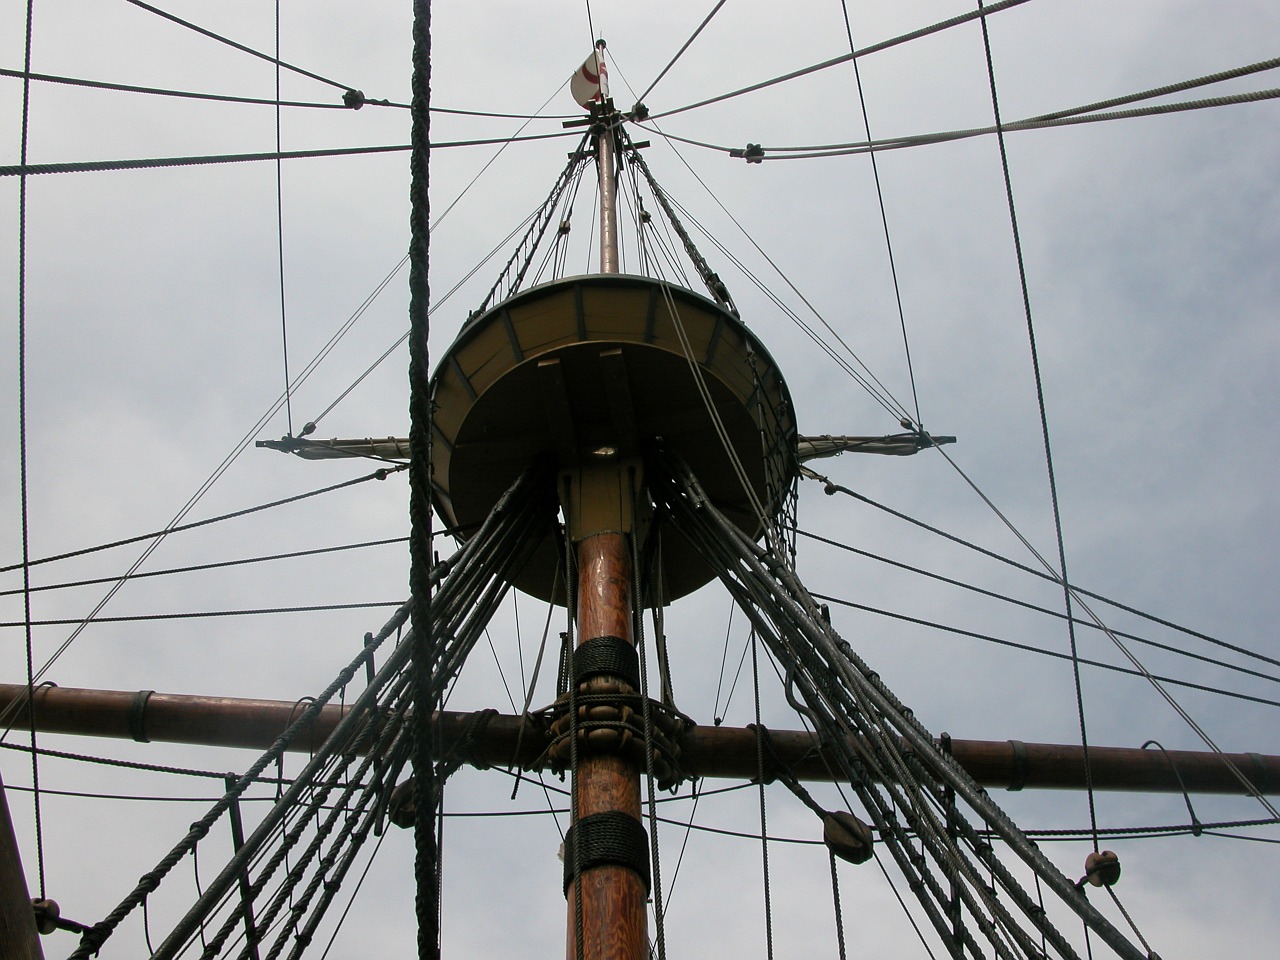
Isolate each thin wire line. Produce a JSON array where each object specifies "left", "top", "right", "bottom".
[
  {"left": 0, "top": 129, "right": 583, "bottom": 178},
  {"left": 648, "top": 0, "right": 1033, "bottom": 121},
  {"left": 810, "top": 590, "right": 1280, "bottom": 709},
  {"left": 635, "top": 0, "right": 728, "bottom": 106},
  {"left": 122, "top": 0, "right": 360, "bottom": 93},
  {"left": 17, "top": 0, "right": 45, "bottom": 900},
  {"left": 0, "top": 466, "right": 407, "bottom": 738},
  {"left": 792, "top": 526, "right": 1280, "bottom": 686},
  {"left": 0, "top": 537, "right": 406, "bottom": 597},
  {"left": 0, "top": 600, "right": 403, "bottom": 628},
  {"left": 275, "top": 0, "right": 293, "bottom": 437},
  {"left": 1, "top": 465, "right": 405, "bottom": 575},
  {"left": 0, "top": 66, "right": 588, "bottom": 116},
  {"left": 837, "top": 0, "right": 923, "bottom": 430},
  {"left": 802, "top": 467, "right": 1280, "bottom": 669},
  {"left": 964, "top": 5, "right": 1097, "bottom": 842}
]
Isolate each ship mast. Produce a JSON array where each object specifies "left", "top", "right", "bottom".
[{"left": 560, "top": 88, "right": 647, "bottom": 960}]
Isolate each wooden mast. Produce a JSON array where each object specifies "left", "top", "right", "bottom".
[
  {"left": 561, "top": 88, "right": 647, "bottom": 960},
  {"left": 0, "top": 771, "right": 43, "bottom": 960}
]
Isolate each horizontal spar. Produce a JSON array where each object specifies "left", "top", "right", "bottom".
[{"left": 2, "top": 683, "right": 1276, "bottom": 795}]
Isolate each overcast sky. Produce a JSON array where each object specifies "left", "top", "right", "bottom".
[{"left": 2, "top": 1, "right": 1279, "bottom": 957}]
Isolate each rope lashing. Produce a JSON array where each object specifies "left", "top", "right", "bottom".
[{"left": 561, "top": 811, "right": 651, "bottom": 895}]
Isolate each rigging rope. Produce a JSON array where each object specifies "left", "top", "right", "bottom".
[
  {"left": 0, "top": 464, "right": 406, "bottom": 575},
  {"left": 0, "top": 67, "right": 358, "bottom": 108},
  {"left": 799, "top": 470, "right": 1280, "bottom": 669},
  {"left": 793, "top": 527, "right": 1280, "bottom": 688},
  {"left": 635, "top": 0, "right": 728, "bottom": 106},
  {"left": 649, "top": 0, "right": 1033, "bottom": 121},
  {"left": 0, "top": 464, "right": 405, "bottom": 742},
  {"left": 0, "top": 64, "right": 584, "bottom": 118},
  {"left": 274, "top": 0, "right": 293, "bottom": 437},
  {"left": 0, "top": 129, "right": 585, "bottom": 178},
  {"left": 809, "top": 591, "right": 1280, "bottom": 709},
  {"left": 637, "top": 83, "right": 1280, "bottom": 160},
  {"left": 836, "top": 0, "right": 924, "bottom": 432},
  {"left": 17, "top": 0, "right": 45, "bottom": 899},
  {"left": 654, "top": 451, "right": 1154, "bottom": 960},
  {"left": 0, "top": 600, "right": 404, "bottom": 628},
  {"left": 645, "top": 148, "right": 915, "bottom": 424},
  {"left": 405, "top": 2, "right": 440, "bottom": 956},
  {"left": 122, "top": 0, "right": 364, "bottom": 95},
  {"left": 750, "top": 635, "right": 776, "bottom": 960}
]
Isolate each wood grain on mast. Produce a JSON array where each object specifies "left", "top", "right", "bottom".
[{"left": 561, "top": 92, "right": 647, "bottom": 960}]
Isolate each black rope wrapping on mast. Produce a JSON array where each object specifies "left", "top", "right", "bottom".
[{"left": 406, "top": 1, "right": 439, "bottom": 958}]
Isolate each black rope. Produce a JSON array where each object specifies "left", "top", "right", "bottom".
[
  {"left": 793, "top": 526, "right": 1280, "bottom": 687},
  {"left": 0, "top": 66, "right": 361, "bottom": 108},
  {"left": 0, "top": 600, "right": 403, "bottom": 628},
  {"left": 1, "top": 463, "right": 406, "bottom": 573},
  {"left": 0, "top": 130, "right": 583, "bottom": 178},
  {"left": 649, "top": 67, "right": 1280, "bottom": 159},
  {"left": 17, "top": 0, "right": 44, "bottom": 897},
  {"left": 976, "top": 0, "right": 1099, "bottom": 849},
  {"left": 800, "top": 478, "right": 1280, "bottom": 669},
  {"left": 769, "top": 86, "right": 1280, "bottom": 158},
  {"left": 649, "top": 0, "right": 1033, "bottom": 120},
  {"left": 629, "top": 483, "right": 668, "bottom": 960},
  {"left": 405, "top": 1, "right": 440, "bottom": 958},
  {"left": 472, "top": 132, "right": 592, "bottom": 314},
  {"left": 1141, "top": 740, "right": 1201, "bottom": 834},
  {"left": 68, "top": 605, "right": 412, "bottom": 958},
  {"left": 0, "top": 740, "right": 296, "bottom": 784},
  {"left": 649, "top": 166, "right": 914, "bottom": 423},
  {"left": 828, "top": 851, "right": 848, "bottom": 960},
  {"left": 750, "top": 632, "right": 776, "bottom": 960},
  {"left": 0, "top": 535, "right": 408, "bottom": 597},
  {"left": 652, "top": 452, "right": 1156, "bottom": 959},
  {"left": 122, "top": 0, "right": 359, "bottom": 93},
  {"left": 810, "top": 590, "right": 1280, "bottom": 708},
  {"left": 635, "top": 0, "right": 728, "bottom": 105},
  {"left": 836, "top": 0, "right": 923, "bottom": 432},
  {"left": 274, "top": 0, "right": 293, "bottom": 438}
]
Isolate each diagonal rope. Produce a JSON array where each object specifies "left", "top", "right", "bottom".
[
  {"left": 975, "top": 0, "right": 1099, "bottom": 849},
  {"left": 836, "top": 0, "right": 923, "bottom": 432},
  {"left": 274, "top": 0, "right": 293, "bottom": 437},
  {"left": 635, "top": 0, "right": 728, "bottom": 106},
  {"left": 17, "top": 0, "right": 45, "bottom": 900},
  {"left": 649, "top": 0, "right": 1033, "bottom": 121}
]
